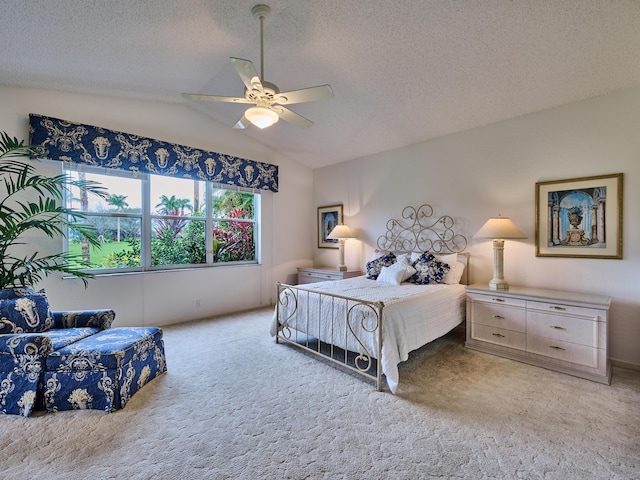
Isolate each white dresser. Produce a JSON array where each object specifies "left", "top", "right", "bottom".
[{"left": 465, "top": 284, "right": 611, "bottom": 384}]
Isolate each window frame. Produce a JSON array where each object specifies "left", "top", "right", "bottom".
[{"left": 63, "top": 164, "right": 260, "bottom": 274}]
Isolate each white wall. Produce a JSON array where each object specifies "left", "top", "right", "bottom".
[
  {"left": 0, "top": 85, "right": 313, "bottom": 326},
  {"left": 313, "top": 86, "right": 640, "bottom": 368}
]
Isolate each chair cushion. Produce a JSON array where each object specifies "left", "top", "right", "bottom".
[
  {"left": 39, "top": 328, "right": 100, "bottom": 351},
  {"left": 46, "top": 327, "right": 164, "bottom": 371},
  {"left": 0, "top": 289, "right": 54, "bottom": 334}
]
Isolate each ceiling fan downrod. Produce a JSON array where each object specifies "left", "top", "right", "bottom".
[{"left": 251, "top": 4, "right": 270, "bottom": 83}]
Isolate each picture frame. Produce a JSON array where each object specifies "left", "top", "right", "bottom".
[
  {"left": 317, "top": 204, "right": 343, "bottom": 249},
  {"left": 535, "top": 173, "right": 623, "bottom": 259}
]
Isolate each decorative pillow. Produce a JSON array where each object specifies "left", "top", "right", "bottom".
[
  {"left": 0, "top": 289, "right": 54, "bottom": 334},
  {"left": 366, "top": 252, "right": 396, "bottom": 280},
  {"left": 376, "top": 257, "right": 416, "bottom": 285},
  {"left": 408, "top": 253, "right": 450, "bottom": 285}
]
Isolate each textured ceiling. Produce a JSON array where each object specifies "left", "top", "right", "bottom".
[{"left": 2, "top": 0, "right": 640, "bottom": 169}]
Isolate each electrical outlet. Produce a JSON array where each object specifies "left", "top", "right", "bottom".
[{"left": 195, "top": 299, "right": 201, "bottom": 308}]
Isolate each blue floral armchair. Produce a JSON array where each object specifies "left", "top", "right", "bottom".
[{"left": 0, "top": 288, "right": 115, "bottom": 416}]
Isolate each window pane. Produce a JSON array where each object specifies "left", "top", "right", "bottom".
[
  {"left": 211, "top": 190, "right": 254, "bottom": 219},
  {"left": 67, "top": 217, "right": 142, "bottom": 269},
  {"left": 212, "top": 220, "right": 255, "bottom": 262},
  {"left": 151, "top": 219, "right": 206, "bottom": 266},
  {"left": 66, "top": 171, "right": 142, "bottom": 214},
  {"left": 150, "top": 175, "right": 205, "bottom": 216}
]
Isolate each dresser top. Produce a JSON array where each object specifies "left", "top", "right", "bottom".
[{"left": 466, "top": 283, "right": 611, "bottom": 309}]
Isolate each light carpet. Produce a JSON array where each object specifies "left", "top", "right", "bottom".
[{"left": 1, "top": 307, "right": 638, "bottom": 479}]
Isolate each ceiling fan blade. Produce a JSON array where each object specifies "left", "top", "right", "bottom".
[
  {"left": 230, "top": 57, "right": 263, "bottom": 91},
  {"left": 274, "top": 85, "right": 334, "bottom": 105},
  {"left": 182, "top": 93, "right": 252, "bottom": 104},
  {"left": 274, "top": 106, "right": 314, "bottom": 129},
  {"left": 233, "top": 115, "right": 251, "bottom": 129}
]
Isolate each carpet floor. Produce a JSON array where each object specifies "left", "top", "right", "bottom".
[{"left": 1, "top": 307, "right": 638, "bottom": 479}]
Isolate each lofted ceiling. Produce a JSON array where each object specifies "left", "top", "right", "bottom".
[{"left": 2, "top": 0, "right": 640, "bottom": 169}]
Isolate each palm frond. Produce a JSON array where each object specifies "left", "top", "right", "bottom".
[{"left": 0, "top": 130, "right": 103, "bottom": 289}]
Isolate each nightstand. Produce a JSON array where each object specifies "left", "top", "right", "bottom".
[
  {"left": 297, "top": 267, "right": 363, "bottom": 285},
  {"left": 465, "top": 283, "right": 611, "bottom": 384}
]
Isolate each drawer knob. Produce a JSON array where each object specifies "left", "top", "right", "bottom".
[
  {"left": 550, "top": 325, "right": 567, "bottom": 331},
  {"left": 492, "top": 298, "right": 505, "bottom": 302},
  {"left": 492, "top": 315, "right": 505, "bottom": 319},
  {"left": 550, "top": 306, "right": 566, "bottom": 311},
  {"left": 492, "top": 333, "right": 505, "bottom": 338},
  {"left": 549, "top": 345, "right": 566, "bottom": 351}
]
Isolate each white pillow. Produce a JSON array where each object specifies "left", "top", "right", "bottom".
[
  {"left": 441, "top": 261, "right": 465, "bottom": 284},
  {"left": 376, "top": 258, "right": 416, "bottom": 285},
  {"left": 395, "top": 253, "right": 411, "bottom": 264},
  {"left": 434, "top": 253, "right": 458, "bottom": 265}
]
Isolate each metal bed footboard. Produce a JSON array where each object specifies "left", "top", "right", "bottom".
[{"left": 275, "top": 282, "right": 385, "bottom": 391}]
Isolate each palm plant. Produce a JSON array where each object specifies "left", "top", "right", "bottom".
[
  {"left": 0, "top": 131, "right": 107, "bottom": 289},
  {"left": 107, "top": 193, "right": 129, "bottom": 242}
]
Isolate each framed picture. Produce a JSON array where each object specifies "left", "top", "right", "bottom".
[
  {"left": 535, "top": 173, "right": 623, "bottom": 259},
  {"left": 318, "top": 204, "right": 343, "bottom": 249}
]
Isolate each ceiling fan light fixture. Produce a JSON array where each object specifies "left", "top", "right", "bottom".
[{"left": 245, "top": 106, "right": 279, "bottom": 129}]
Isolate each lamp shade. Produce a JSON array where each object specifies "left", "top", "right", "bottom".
[
  {"left": 244, "top": 106, "right": 279, "bottom": 129},
  {"left": 474, "top": 216, "right": 525, "bottom": 239},
  {"left": 327, "top": 224, "right": 354, "bottom": 240}
]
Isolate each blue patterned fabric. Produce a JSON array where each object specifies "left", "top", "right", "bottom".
[
  {"left": 29, "top": 113, "right": 279, "bottom": 192},
  {"left": 0, "top": 334, "right": 53, "bottom": 416},
  {"left": 44, "top": 327, "right": 166, "bottom": 412},
  {"left": 40, "top": 328, "right": 100, "bottom": 350},
  {"left": 366, "top": 253, "right": 397, "bottom": 280},
  {"left": 52, "top": 310, "right": 115, "bottom": 330},
  {"left": 408, "top": 253, "right": 451, "bottom": 284},
  {"left": 1, "top": 298, "right": 167, "bottom": 416},
  {"left": 0, "top": 289, "right": 53, "bottom": 334}
]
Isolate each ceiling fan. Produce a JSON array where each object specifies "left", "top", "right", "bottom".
[{"left": 182, "top": 4, "right": 334, "bottom": 130}]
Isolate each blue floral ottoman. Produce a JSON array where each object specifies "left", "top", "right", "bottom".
[{"left": 43, "top": 327, "right": 166, "bottom": 412}]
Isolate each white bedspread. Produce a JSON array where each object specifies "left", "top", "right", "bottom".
[{"left": 271, "top": 277, "right": 466, "bottom": 393}]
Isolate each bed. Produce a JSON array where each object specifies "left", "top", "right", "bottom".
[{"left": 271, "top": 204, "right": 469, "bottom": 393}]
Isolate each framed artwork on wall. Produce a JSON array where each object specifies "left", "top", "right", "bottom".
[
  {"left": 318, "top": 204, "right": 343, "bottom": 249},
  {"left": 535, "top": 173, "right": 623, "bottom": 259}
]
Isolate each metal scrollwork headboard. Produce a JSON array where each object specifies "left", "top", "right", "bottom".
[{"left": 376, "top": 204, "right": 467, "bottom": 253}]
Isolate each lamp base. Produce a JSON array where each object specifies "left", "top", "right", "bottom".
[
  {"left": 489, "top": 279, "right": 509, "bottom": 290},
  {"left": 336, "top": 265, "right": 347, "bottom": 272}
]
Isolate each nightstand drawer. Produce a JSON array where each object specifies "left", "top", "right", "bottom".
[
  {"left": 471, "top": 324, "right": 526, "bottom": 350},
  {"left": 526, "top": 334, "right": 599, "bottom": 368},
  {"left": 527, "top": 311, "right": 599, "bottom": 347},
  {"left": 297, "top": 268, "right": 363, "bottom": 285},
  {"left": 471, "top": 302, "right": 526, "bottom": 332}
]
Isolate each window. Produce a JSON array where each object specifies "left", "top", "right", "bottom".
[{"left": 64, "top": 166, "right": 259, "bottom": 272}]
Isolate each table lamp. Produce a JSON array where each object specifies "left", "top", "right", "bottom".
[
  {"left": 474, "top": 215, "right": 526, "bottom": 290},
  {"left": 327, "top": 224, "right": 355, "bottom": 271}
]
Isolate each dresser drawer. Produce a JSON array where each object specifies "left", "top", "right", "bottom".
[
  {"left": 527, "top": 311, "right": 600, "bottom": 347},
  {"left": 526, "top": 300, "right": 605, "bottom": 321},
  {"left": 467, "top": 292, "right": 526, "bottom": 308},
  {"left": 471, "top": 324, "right": 526, "bottom": 350},
  {"left": 298, "top": 273, "right": 320, "bottom": 284},
  {"left": 471, "top": 302, "right": 526, "bottom": 332},
  {"left": 526, "top": 334, "right": 599, "bottom": 368}
]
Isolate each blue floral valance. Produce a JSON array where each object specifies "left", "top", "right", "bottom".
[{"left": 28, "top": 114, "right": 278, "bottom": 192}]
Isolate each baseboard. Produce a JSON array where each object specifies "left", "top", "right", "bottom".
[{"left": 611, "top": 358, "right": 640, "bottom": 371}]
